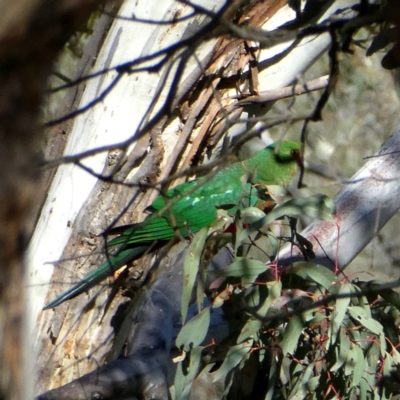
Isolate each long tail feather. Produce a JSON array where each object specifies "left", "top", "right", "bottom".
[{"left": 43, "top": 246, "right": 148, "bottom": 310}]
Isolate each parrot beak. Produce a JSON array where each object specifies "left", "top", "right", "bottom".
[
  {"left": 292, "top": 148, "right": 305, "bottom": 188},
  {"left": 292, "top": 149, "right": 303, "bottom": 169}
]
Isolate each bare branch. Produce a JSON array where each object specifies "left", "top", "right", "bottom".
[{"left": 231, "top": 75, "right": 329, "bottom": 106}]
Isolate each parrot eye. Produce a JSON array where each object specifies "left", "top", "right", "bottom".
[{"left": 290, "top": 150, "right": 299, "bottom": 160}]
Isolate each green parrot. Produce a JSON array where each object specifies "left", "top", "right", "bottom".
[{"left": 44, "top": 141, "right": 301, "bottom": 309}]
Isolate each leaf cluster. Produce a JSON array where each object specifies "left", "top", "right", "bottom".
[{"left": 174, "top": 191, "right": 400, "bottom": 400}]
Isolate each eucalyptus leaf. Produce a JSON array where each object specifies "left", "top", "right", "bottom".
[
  {"left": 346, "top": 319, "right": 361, "bottom": 343},
  {"left": 246, "top": 284, "right": 261, "bottom": 307},
  {"left": 281, "top": 314, "right": 303, "bottom": 355},
  {"left": 238, "top": 207, "right": 268, "bottom": 243},
  {"left": 259, "top": 280, "right": 282, "bottom": 316},
  {"left": 348, "top": 306, "right": 384, "bottom": 337},
  {"left": 359, "top": 373, "right": 368, "bottom": 399},
  {"left": 374, "top": 280, "right": 400, "bottom": 311},
  {"left": 174, "top": 346, "right": 204, "bottom": 400},
  {"left": 351, "top": 344, "right": 363, "bottom": 387},
  {"left": 329, "top": 282, "right": 352, "bottom": 345},
  {"left": 330, "top": 343, "right": 341, "bottom": 373},
  {"left": 391, "top": 348, "right": 400, "bottom": 364},
  {"left": 265, "top": 184, "right": 290, "bottom": 204},
  {"left": 212, "top": 285, "right": 233, "bottom": 308},
  {"left": 216, "top": 259, "right": 267, "bottom": 284},
  {"left": 287, "top": 365, "right": 308, "bottom": 400},
  {"left": 285, "top": 262, "right": 337, "bottom": 290},
  {"left": 237, "top": 318, "right": 261, "bottom": 344},
  {"left": 364, "top": 341, "right": 381, "bottom": 385},
  {"left": 301, "top": 362, "right": 316, "bottom": 390},
  {"left": 266, "top": 193, "right": 336, "bottom": 223},
  {"left": 265, "top": 350, "right": 278, "bottom": 400},
  {"left": 238, "top": 194, "right": 335, "bottom": 244},
  {"left": 239, "top": 207, "right": 267, "bottom": 225},
  {"left": 306, "top": 375, "right": 320, "bottom": 392},
  {"left": 174, "top": 359, "right": 186, "bottom": 399},
  {"left": 330, "top": 328, "right": 350, "bottom": 372},
  {"left": 339, "top": 328, "right": 350, "bottom": 368},
  {"left": 182, "top": 227, "right": 209, "bottom": 323},
  {"left": 382, "top": 353, "right": 394, "bottom": 400},
  {"left": 344, "top": 346, "right": 356, "bottom": 377},
  {"left": 176, "top": 307, "right": 211, "bottom": 352},
  {"left": 213, "top": 340, "right": 253, "bottom": 383}
]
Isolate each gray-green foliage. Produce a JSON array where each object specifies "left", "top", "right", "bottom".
[{"left": 174, "top": 191, "right": 400, "bottom": 399}]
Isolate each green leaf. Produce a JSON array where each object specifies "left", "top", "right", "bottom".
[
  {"left": 348, "top": 304, "right": 387, "bottom": 366},
  {"left": 237, "top": 281, "right": 283, "bottom": 343},
  {"left": 174, "top": 346, "right": 204, "bottom": 400},
  {"left": 216, "top": 259, "right": 267, "bottom": 284},
  {"left": 265, "top": 184, "right": 290, "bottom": 204},
  {"left": 309, "top": 310, "right": 326, "bottom": 325},
  {"left": 375, "top": 281, "right": 400, "bottom": 311},
  {"left": 391, "top": 347, "right": 400, "bottom": 364},
  {"left": 265, "top": 350, "right": 278, "bottom": 400},
  {"left": 306, "top": 375, "right": 320, "bottom": 392},
  {"left": 238, "top": 194, "right": 335, "bottom": 244},
  {"left": 348, "top": 306, "right": 384, "bottom": 336},
  {"left": 364, "top": 340, "right": 381, "bottom": 387},
  {"left": 330, "top": 328, "right": 350, "bottom": 372},
  {"left": 174, "top": 360, "right": 186, "bottom": 399},
  {"left": 382, "top": 353, "right": 394, "bottom": 400},
  {"left": 182, "top": 227, "right": 209, "bottom": 323},
  {"left": 237, "top": 318, "right": 261, "bottom": 344},
  {"left": 259, "top": 280, "right": 282, "bottom": 315},
  {"left": 176, "top": 307, "right": 211, "bottom": 352},
  {"left": 329, "top": 282, "right": 352, "bottom": 345},
  {"left": 213, "top": 340, "right": 253, "bottom": 383},
  {"left": 359, "top": 372, "right": 368, "bottom": 399},
  {"left": 339, "top": 327, "right": 351, "bottom": 363},
  {"left": 281, "top": 314, "right": 304, "bottom": 355},
  {"left": 266, "top": 194, "right": 336, "bottom": 223},
  {"left": 287, "top": 360, "right": 309, "bottom": 400},
  {"left": 246, "top": 284, "right": 262, "bottom": 307},
  {"left": 239, "top": 207, "right": 267, "bottom": 225},
  {"left": 237, "top": 207, "right": 268, "bottom": 244},
  {"left": 285, "top": 262, "right": 337, "bottom": 290},
  {"left": 346, "top": 320, "right": 361, "bottom": 343},
  {"left": 301, "top": 362, "right": 317, "bottom": 393},
  {"left": 350, "top": 343, "right": 363, "bottom": 387}
]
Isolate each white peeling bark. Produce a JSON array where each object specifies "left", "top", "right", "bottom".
[{"left": 27, "top": 0, "right": 223, "bottom": 325}]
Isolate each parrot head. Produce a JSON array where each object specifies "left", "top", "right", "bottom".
[{"left": 268, "top": 140, "right": 302, "bottom": 166}]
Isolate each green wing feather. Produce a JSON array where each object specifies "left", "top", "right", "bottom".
[{"left": 44, "top": 141, "right": 300, "bottom": 309}]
